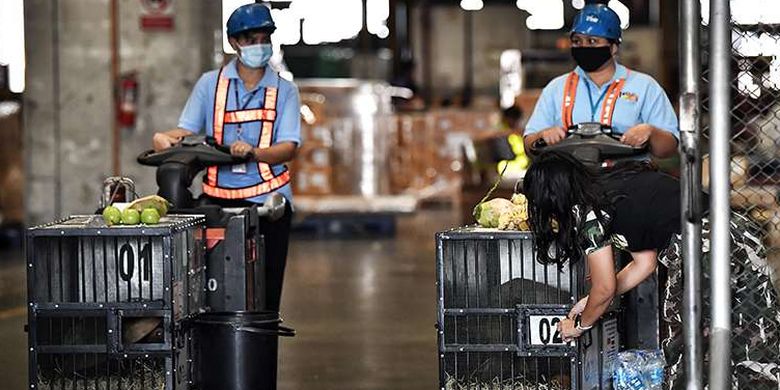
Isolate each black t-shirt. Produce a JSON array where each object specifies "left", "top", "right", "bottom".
[{"left": 581, "top": 170, "right": 682, "bottom": 253}]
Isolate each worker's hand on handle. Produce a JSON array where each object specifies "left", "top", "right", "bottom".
[
  {"left": 568, "top": 296, "right": 589, "bottom": 320},
  {"left": 230, "top": 140, "right": 255, "bottom": 158},
  {"left": 539, "top": 126, "right": 567, "bottom": 146},
  {"left": 558, "top": 318, "right": 584, "bottom": 342},
  {"left": 153, "top": 132, "right": 181, "bottom": 152},
  {"left": 620, "top": 124, "right": 652, "bottom": 147}
]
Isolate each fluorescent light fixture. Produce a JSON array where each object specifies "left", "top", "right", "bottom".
[
  {"left": 0, "top": 0, "right": 25, "bottom": 93},
  {"left": 223, "top": 0, "right": 368, "bottom": 49},
  {"left": 517, "top": 0, "right": 564, "bottom": 30},
  {"left": 270, "top": 8, "right": 302, "bottom": 46},
  {"left": 367, "top": 0, "right": 390, "bottom": 39},
  {"left": 299, "top": 0, "right": 363, "bottom": 45},
  {"left": 460, "top": 0, "right": 484, "bottom": 11}
]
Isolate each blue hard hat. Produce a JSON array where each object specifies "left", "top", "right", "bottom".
[
  {"left": 571, "top": 3, "right": 622, "bottom": 41},
  {"left": 227, "top": 3, "right": 276, "bottom": 37}
]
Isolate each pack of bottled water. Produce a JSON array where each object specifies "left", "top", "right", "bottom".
[{"left": 613, "top": 350, "right": 665, "bottom": 390}]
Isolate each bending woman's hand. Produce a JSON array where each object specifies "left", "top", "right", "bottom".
[
  {"left": 558, "top": 318, "right": 585, "bottom": 342},
  {"left": 568, "top": 296, "right": 589, "bottom": 319}
]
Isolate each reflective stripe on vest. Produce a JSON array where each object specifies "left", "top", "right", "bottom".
[
  {"left": 561, "top": 72, "right": 579, "bottom": 129},
  {"left": 204, "top": 170, "right": 291, "bottom": 199},
  {"left": 203, "top": 67, "right": 290, "bottom": 199},
  {"left": 561, "top": 71, "right": 629, "bottom": 128},
  {"left": 224, "top": 109, "right": 277, "bottom": 123}
]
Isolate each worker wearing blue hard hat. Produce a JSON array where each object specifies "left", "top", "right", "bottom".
[
  {"left": 152, "top": 3, "right": 300, "bottom": 312},
  {"left": 523, "top": 2, "right": 679, "bottom": 160}
]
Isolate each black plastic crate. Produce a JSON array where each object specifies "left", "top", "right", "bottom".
[
  {"left": 31, "top": 312, "right": 195, "bottom": 390},
  {"left": 436, "top": 227, "right": 619, "bottom": 390},
  {"left": 34, "top": 352, "right": 189, "bottom": 390},
  {"left": 26, "top": 215, "right": 206, "bottom": 390}
]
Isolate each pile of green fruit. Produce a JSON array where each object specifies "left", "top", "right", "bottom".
[
  {"left": 102, "top": 195, "right": 170, "bottom": 226},
  {"left": 474, "top": 193, "right": 531, "bottom": 230}
]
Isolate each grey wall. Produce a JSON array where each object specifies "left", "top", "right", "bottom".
[
  {"left": 409, "top": 5, "right": 665, "bottom": 104},
  {"left": 412, "top": 5, "right": 530, "bottom": 103},
  {"left": 24, "top": 0, "right": 220, "bottom": 224}
]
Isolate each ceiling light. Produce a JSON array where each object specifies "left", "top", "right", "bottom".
[{"left": 460, "top": 0, "right": 484, "bottom": 11}]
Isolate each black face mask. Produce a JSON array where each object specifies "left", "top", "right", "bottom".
[{"left": 571, "top": 46, "right": 613, "bottom": 72}]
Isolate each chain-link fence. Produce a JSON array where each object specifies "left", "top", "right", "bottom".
[{"left": 689, "top": 9, "right": 780, "bottom": 388}]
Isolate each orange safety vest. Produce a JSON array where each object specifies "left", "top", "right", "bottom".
[
  {"left": 560, "top": 71, "right": 628, "bottom": 129},
  {"left": 202, "top": 68, "right": 291, "bottom": 199}
]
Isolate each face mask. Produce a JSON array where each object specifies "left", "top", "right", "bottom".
[
  {"left": 571, "top": 46, "right": 612, "bottom": 72},
  {"left": 238, "top": 43, "right": 273, "bottom": 68}
]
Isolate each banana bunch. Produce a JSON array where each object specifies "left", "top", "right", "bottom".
[{"left": 127, "top": 195, "right": 170, "bottom": 217}]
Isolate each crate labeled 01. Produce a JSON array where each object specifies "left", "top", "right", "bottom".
[
  {"left": 26, "top": 215, "right": 206, "bottom": 390},
  {"left": 436, "top": 228, "right": 619, "bottom": 390}
]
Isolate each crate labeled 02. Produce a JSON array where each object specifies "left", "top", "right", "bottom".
[
  {"left": 26, "top": 215, "right": 206, "bottom": 390},
  {"left": 436, "top": 228, "right": 619, "bottom": 390}
]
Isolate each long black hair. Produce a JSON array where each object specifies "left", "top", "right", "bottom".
[{"left": 523, "top": 151, "right": 629, "bottom": 267}]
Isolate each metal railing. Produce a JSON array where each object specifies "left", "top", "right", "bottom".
[{"left": 680, "top": 0, "right": 780, "bottom": 388}]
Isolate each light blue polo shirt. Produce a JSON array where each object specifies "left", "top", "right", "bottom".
[
  {"left": 178, "top": 59, "right": 301, "bottom": 205},
  {"left": 525, "top": 63, "right": 679, "bottom": 140}
]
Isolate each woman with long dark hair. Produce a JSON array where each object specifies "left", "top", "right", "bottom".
[{"left": 523, "top": 150, "right": 779, "bottom": 388}]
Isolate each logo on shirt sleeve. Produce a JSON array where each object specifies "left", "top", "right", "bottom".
[{"left": 619, "top": 91, "right": 639, "bottom": 102}]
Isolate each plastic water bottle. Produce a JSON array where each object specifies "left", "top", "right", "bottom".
[
  {"left": 613, "top": 350, "right": 665, "bottom": 390},
  {"left": 641, "top": 350, "right": 665, "bottom": 389},
  {"left": 614, "top": 351, "right": 645, "bottom": 390}
]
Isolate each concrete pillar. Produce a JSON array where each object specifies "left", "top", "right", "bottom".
[
  {"left": 24, "top": 0, "right": 220, "bottom": 225},
  {"left": 118, "top": 0, "right": 221, "bottom": 201}
]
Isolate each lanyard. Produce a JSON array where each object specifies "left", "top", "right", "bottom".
[
  {"left": 231, "top": 80, "right": 262, "bottom": 140},
  {"left": 584, "top": 80, "right": 611, "bottom": 122}
]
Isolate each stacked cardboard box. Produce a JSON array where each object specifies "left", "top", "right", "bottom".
[
  {"left": 291, "top": 123, "right": 335, "bottom": 196},
  {"left": 388, "top": 114, "right": 430, "bottom": 193},
  {"left": 388, "top": 110, "right": 500, "bottom": 201},
  {"left": 292, "top": 92, "right": 336, "bottom": 196},
  {"left": 293, "top": 93, "right": 502, "bottom": 201}
]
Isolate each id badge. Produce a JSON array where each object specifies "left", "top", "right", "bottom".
[{"left": 232, "top": 163, "right": 247, "bottom": 174}]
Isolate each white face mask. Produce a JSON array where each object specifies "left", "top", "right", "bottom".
[{"left": 238, "top": 43, "right": 273, "bottom": 68}]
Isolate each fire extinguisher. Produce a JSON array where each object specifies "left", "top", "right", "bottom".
[{"left": 117, "top": 72, "right": 138, "bottom": 127}]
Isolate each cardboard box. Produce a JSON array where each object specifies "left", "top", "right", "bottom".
[
  {"left": 292, "top": 167, "right": 334, "bottom": 196},
  {"left": 298, "top": 145, "right": 333, "bottom": 169},
  {"left": 301, "top": 124, "right": 333, "bottom": 148}
]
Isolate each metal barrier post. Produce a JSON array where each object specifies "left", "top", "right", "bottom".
[
  {"left": 708, "top": 0, "right": 732, "bottom": 388},
  {"left": 679, "top": 0, "right": 704, "bottom": 388}
]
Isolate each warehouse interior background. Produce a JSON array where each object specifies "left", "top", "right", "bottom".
[{"left": 1, "top": 0, "right": 780, "bottom": 389}]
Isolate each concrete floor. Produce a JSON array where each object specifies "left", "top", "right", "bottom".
[{"left": 0, "top": 209, "right": 458, "bottom": 389}]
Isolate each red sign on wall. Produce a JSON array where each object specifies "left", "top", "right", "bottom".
[{"left": 140, "top": 0, "right": 174, "bottom": 31}]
